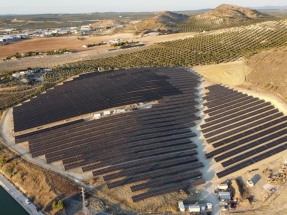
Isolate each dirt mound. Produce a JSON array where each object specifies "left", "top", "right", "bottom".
[
  {"left": 134, "top": 11, "right": 189, "bottom": 32},
  {"left": 195, "top": 4, "right": 270, "bottom": 24},
  {"left": 193, "top": 61, "right": 251, "bottom": 86}
]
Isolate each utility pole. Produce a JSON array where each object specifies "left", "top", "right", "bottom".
[
  {"left": 81, "top": 187, "right": 89, "bottom": 215},
  {"left": 81, "top": 187, "right": 85, "bottom": 209}
]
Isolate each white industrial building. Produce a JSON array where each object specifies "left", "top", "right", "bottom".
[
  {"left": 178, "top": 201, "right": 213, "bottom": 213},
  {"left": 81, "top": 25, "right": 91, "bottom": 31}
]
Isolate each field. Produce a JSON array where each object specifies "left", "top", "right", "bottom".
[
  {"left": 1, "top": 19, "right": 287, "bottom": 76},
  {"left": 0, "top": 34, "right": 134, "bottom": 59},
  {"left": 57, "top": 20, "right": 287, "bottom": 73},
  {"left": 0, "top": 12, "right": 156, "bottom": 30}
]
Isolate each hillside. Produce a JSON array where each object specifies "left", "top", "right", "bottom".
[
  {"left": 246, "top": 46, "right": 287, "bottom": 102},
  {"left": 90, "top": 19, "right": 119, "bottom": 29},
  {"left": 177, "top": 4, "right": 276, "bottom": 32},
  {"left": 133, "top": 11, "right": 189, "bottom": 32},
  {"left": 195, "top": 4, "right": 270, "bottom": 24}
]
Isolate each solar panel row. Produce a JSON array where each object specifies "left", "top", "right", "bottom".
[
  {"left": 217, "top": 143, "right": 287, "bottom": 178},
  {"left": 13, "top": 67, "right": 203, "bottom": 201},
  {"left": 130, "top": 171, "right": 202, "bottom": 192},
  {"left": 132, "top": 179, "right": 205, "bottom": 202},
  {"left": 201, "top": 84, "right": 287, "bottom": 178},
  {"left": 107, "top": 162, "right": 204, "bottom": 189},
  {"left": 205, "top": 115, "right": 287, "bottom": 158},
  {"left": 14, "top": 68, "right": 199, "bottom": 131}
]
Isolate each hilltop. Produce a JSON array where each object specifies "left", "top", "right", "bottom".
[
  {"left": 129, "top": 4, "right": 274, "bottom": 34},
  {"left": 194, "top": 4, "right": 270, "bottom": 24},
  {"left": 133, "top": 11, "right": 189, "bottom": 32}
]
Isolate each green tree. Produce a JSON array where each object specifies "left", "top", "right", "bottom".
[
  {"left": 52, "top": 200, "right": 64, "bottom": 210},
  {"left": 0, "top": 156, "right": 7, "bottom": 166}
]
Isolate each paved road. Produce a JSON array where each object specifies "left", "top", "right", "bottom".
[{"left": 0, "top": 173, "right": 43, "bottom": 215}]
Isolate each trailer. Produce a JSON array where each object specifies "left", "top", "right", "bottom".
[
  {"left": 218, "top": 183, "right": 228, "bottom": 190},
  {"left": 189, "top": 205, "right": 200, "bottom": 213},
  {"left": 178, "top": 201, "right": 185, "bottom": 212}
]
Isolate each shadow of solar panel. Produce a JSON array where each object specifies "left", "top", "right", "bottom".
[
  {"left": 130, "top": 171, "right": 202, "bottom": 192},
  {"left": 216, "top": 143, "right": 287, "bottom": 178},
  {"left": 107, "top": 162, "right": 204, "bottom": 189},
  {"left": 90, "top": 150, "right": 198, "bottom": 175},
  {"left": 221, "top": 136, "right": 287, "bottom": 167},
  {"left": 132, "top": 179, "right": 205, "bottom": 202},
  {"left": 15, "top": 119, "right": 84, "bottom": 143},
  {"left": 214, "top": 126, "right": 287, "bottom": 162},
  {"left": 104, "top": 156, "right": 198, "bottom": 181}
]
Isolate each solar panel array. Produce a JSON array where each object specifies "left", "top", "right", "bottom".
[
  {"left": 14, "top": 67, "right": 204, "bottom": 202},
  {"left": 201, "top": 84, "right": 287, "bottom": 178},
  {"left": 13, "top": 68, "right": 184, "bottom": 132}
]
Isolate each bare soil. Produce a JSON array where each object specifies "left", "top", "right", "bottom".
[
  {"left": 0, "top": 138, "right": 79, "bottom": 215},
  {"left": 192, "top": 60, "right": 251, "bottom": 86},
  {"left": 246, "top": 46, "right": 287, "bottom": 102},
  {"left": 0, "top": 32, "right": 198, "bottom": 60},
  {"left": 0, "top": 34, "right": 134, "bottom": 59}
]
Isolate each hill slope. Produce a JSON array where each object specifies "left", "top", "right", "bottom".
[
  {"left": 177, "top": 4, "right": 275, "bottom": 32},
  {"left": 134, "top": 11, "right": 189, "bottom": 32},
  {"left": 195, "top": 4, "right": 270, "bottom": 24}
]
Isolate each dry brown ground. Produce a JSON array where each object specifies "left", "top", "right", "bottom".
[
  {"left": 0, "top": 138, "right": 79, "bottom": 214},
  {"left": 246, "top": 46, "right": 287, "bottom": 102},
  {"left": 0, "top": 32, "right": 198, "bottom": 59},
  {"left": 193, "top": 60, "right": 287, "bottom": 215},
  {"left": 0, "top": 34, "right": 134, "bottom": 59},
  {"left": 192, "top": 60, "right": 251, "bottom": 86}
]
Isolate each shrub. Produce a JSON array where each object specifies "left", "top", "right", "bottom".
[
  {"left": 52, "top": 200, "right": 64, "bottom": 210},
  {"left": 0, "top": 156, "right": 7, "bottom": 166}
]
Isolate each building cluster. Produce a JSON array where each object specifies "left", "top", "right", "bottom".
[
  {"left": 0, "top": 33, "right": 29, "bottom": 43},
  {"left": 216, "top": 183, "right": 238, "bottom": 212},
  {"left": 178, "top": 201, "right": 213, "bottom": 213},
  {"left": 26, "top": 25, "right": 93, "bottom": 37},
  {"left": 12, "top": 68, "right": 52, "bottom": 84}
]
